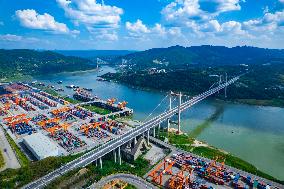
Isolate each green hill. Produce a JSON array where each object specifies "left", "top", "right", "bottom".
[
  {"left": 114, "top": 45, "right": 284, "bottom": 68},
  {"left": 0, "top": 49, "right": 95, "bottom": 79}
]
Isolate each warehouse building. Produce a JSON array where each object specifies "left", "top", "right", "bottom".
[{"left": 23, "top": 133, "right": 59, "bottom": 160}]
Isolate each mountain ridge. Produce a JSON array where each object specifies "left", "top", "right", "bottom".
[{"left": 113, "top": 45, "right": 284, "bottom": 68}]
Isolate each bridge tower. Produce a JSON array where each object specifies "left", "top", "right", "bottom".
[
  {"left": 168, "top": 91, "right": 182, "bottom": 134},
  {"left": 225, "top": 72, "right": 227, "bottom": 98},
  {"left": 177, "top": 92, "right": 182, "bottom": 134},
  {"left": 167, "top": 91, "right": 172, "bottom": 132}
]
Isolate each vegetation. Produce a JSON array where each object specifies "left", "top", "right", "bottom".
[
  {"left": 125, "top": 184, "right": 137, "bottom": 189},
  {"left": 0, "top": 151, "right": 4, "bottom": 169},
  {"left": 63, "top": 97, "right": 81, "bottom": 104},
  {"left": 82, "top": 104, "right": 111, "bottom": 115},
  {"left": 102, "top": 63, "right": 284, "bottom": 107},
  {"left": 0, "top": 49, "right": 95, "bottom": 80},
  {"left": 0, "top": 154, "right": 81, "bottom": 188},
  {"left": 45, "top": 156, "right": 150, "bottom": 189},
  {"left": 113, "top": 45, "right": 284, "bottom": 68}
]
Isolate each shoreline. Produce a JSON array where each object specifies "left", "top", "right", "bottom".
[{"left": 102, "top": 77, "right": 284, "bottom": 109}]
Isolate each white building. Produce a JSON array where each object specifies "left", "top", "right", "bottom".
[{"left": 23, "top": 133, "right": 59, "bottom": 160}]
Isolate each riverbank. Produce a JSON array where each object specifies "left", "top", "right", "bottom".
[
  {"left": 104, "top": 77, "right": 284, "bottom": 108},
  {"left": 1, "top": 67, "right": 99, "bottom": 83}
]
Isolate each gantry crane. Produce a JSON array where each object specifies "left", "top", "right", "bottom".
[
  {"left": 148, "top": 158, "right": 175, "bottom": 186},
  {"left": 107, "top": 98, "right": 117, "bottom": 106},
  {"left": 118, "top": 101, "right": 127, "bottom": 109}
]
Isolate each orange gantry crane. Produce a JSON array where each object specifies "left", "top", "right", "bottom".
[
  {"left": 148, "top": 158, "right": 175, "bottom": 186},
  {"left": 47, "top": 125, "right": 60, "bottom": 136},
  {"left": 8, "top": 118, "right": 31, "bottom": 131},
  {"left": 51, "top": 106, "right": 70, "bottom": 116},
  {"left": 81, "top": 122, "right": 100, "bottom": 135},
  {"left": 4, "top": 113, "right": 26, "bottom": 123},
  {"left": 168, "top": 165, "right": 194, "bottom": 189},
  {"left": 117, "top": 101, "right": 127, "bottom": 109},
  {"left": 37, "top": 118, "right": 60, "bottom": 129},
  {"left": 107, "top": 98, "right": 116, "bottom": 106},
  {"left": 61, "top": 123, "right": 71, "bottom": 131}
]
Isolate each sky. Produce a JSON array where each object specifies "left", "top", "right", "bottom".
[{"left": 0, "top": 0, "right": 284, "bottom": 50}]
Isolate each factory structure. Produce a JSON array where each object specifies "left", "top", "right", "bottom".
[{"left": 23, "top": 133, "right": 59, "bottom": 160}]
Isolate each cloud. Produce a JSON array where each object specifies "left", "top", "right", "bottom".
[
  {"left": 243, "top": 10, "right": 284, "bottom": 33},
  {"left": 0, "top": 34, "right": 23, "bottom": 42},
  {"left": 219, "top": 21, "right": 245, "bottom": 35},
  {"left": 56, "top": 0, "right": 123, "bottom": 29},
  {"left": 15, "top": 9, "right": 72, "bottom": 34},
  {"left": 152, "top": 24, "right": 167, "bottom": 36},
  {"left": 96, "top": 31, "right": 118, "bottom": 41},
  {"left": 87, "top": 27, "right": 118, "bottom": 41},
  {"left": 201, "top": 20, "right": 221, "bottom": 32},
  {"left": 279, "top": 0, "right": 284, "bottom": 3},
  {"left": 162, "top": 0, "right": 205, "bottom": 22},
  {"left": 161, "top": 0, "right": 243, "bottom": 25},
  {"left": 125, "top": 19, "right": 183, "bottom": 40},
  {"left": 126, "top": 19, "right": 150, "bottom": 35},
  {"left": 213, "top": 0, "right": 241, "bottom": 13},
  {"left": 0, "top": 34, "right": 39, "bottom": 42}
]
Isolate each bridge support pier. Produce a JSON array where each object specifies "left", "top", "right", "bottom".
[
  {"left": 99, "top": 157, "right": 102, "bottom": 169},
  {"left": 158, "top": 123, "right": 161, "bottom": 136},
  {"left": 153, "top": 127, "right": 156, "bottom": 137},
  {"left": 118, "top": 146, "right": 121, "bottom": 165},
  {"left": 147, "top": 130, "right": 150, "bottom": 145},
  {"left": 95, "top": 159, "right": 97, "bottom": 167},
  {"left": 113, "top": 149, "right": 117, "bottom": 163}
]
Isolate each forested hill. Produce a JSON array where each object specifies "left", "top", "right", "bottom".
[
  {"left": 115, "top": 45, "right": 284, "bottom": 68},
  {"left": 0, "top": 49, "right": 95, "bottom": 78}
]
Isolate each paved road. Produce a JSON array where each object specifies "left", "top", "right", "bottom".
[
  {"left": 89, "top": 173, "right": 158, "bottom": 189},
  {"left": 0, "top": 125, "right": 20, "bottom": 171}
]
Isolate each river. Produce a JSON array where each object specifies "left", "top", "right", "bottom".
[{"left": 35, "top": 66, "right": 284, "bottom": 180}]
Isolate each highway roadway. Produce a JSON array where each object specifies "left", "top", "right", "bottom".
[{"left": 23, "top": 76, "right": 240, "bottom": 189}]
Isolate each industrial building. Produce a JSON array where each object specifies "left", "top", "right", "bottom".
[{"left": 23, "top": 133, "right": 59, "bottom": 160}]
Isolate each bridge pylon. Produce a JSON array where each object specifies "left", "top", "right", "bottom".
[
  {"left": 167, "top": 91, "right": 172, "bottom": 132},
  {"left": 177, "top": 92, "right": 182, "bottom": 134}
]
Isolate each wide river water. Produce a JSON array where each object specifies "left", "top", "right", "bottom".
[{"left": 35, "top": 66, "right": 284, "bottom": 180}]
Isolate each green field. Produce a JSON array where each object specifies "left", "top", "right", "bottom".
[
  {"left": 82, "top": 104, "right": 111, "bottom": 115},
  {"left": 0, "top": 151, "right": 4, "bottom": 169}
]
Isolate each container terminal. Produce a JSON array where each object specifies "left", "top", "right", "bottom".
[{"left": 0, "top": 82, "right": 133, "bottom": 159}]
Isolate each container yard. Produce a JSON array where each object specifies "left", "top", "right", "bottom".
[
  {"left": 147, "top": 152, "right": 276, "bottom": 189},
  {"left": 0, "top": 82, "right": 134, "bottom": 160}
]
